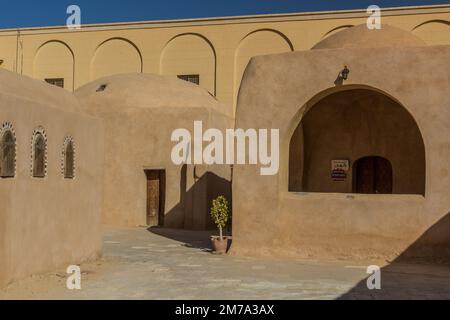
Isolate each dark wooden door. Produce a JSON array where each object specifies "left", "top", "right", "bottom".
[
  {"left": 356, "top": 157, "right": 375, "bottom": 194},
  {"left": 374, "top": 158, "right": 393, "bottom": 194},
  {"left": 355, "top": 157, "right": 392, "bottom": 194},
  {"left": 145, "top": 170, "right": 165, "bottom": 227}
]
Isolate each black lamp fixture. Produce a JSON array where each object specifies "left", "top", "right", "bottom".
[{"left": 340, "top": 66, "right": 350, "bottom": 81}]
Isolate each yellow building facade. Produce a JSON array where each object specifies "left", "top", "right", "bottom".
[{"left": 0, "top": 4, "right": 449, "bottom": 113}]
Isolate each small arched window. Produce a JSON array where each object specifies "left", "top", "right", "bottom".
[
  {"left": 64, "top": 139, "right": 75, "bottom": 179},
  {"left": 1, "top": 128, "right": 16, "bottom": 178},
  {"left": 33, "top": 132, "right": 46, "bottom": 178}
]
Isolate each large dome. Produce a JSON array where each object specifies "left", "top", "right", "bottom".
[
  {"left": 312, "top": 24, "right": 426, "bottom": 50},
  {"left": 0, "top": 69, "right": 81, "bottom": 113},
  {"left": 75, "top": 73, "right": 226, "bottom": 114}
]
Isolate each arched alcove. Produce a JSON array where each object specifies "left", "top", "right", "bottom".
[
  {"left": 321, "top": 25, "right": 355, "bottom": 40},
  {"left": 91, "top": 38, "right": 142, "bottom": 80},
  {"left": 160, "top": 33, "right": 216, "bottom": 95},
  {"left": 412, "top": 20, "right": 450, "bottom": 45},
  {"left": 234, "top": 29, "right": 293, "bottom": 108},
  {"left": 289, "top": 88, "right": 426, "bottom": 195},
  {"left": 34, "top": 41, "right": 74, "bottom": 91}
]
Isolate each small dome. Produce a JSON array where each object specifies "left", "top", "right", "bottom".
[
  {"left": 0, "top": 69, "right": 81, "bottom": 113},
  {"left": 75, "top": 73, "right": 226, "bottom": 114},
  {"left": 312, "top": 24, "right": 426, "bottom": 50}
]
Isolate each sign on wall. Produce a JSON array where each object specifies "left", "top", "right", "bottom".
[{"left": 331, "top": 160, "right": 350, "bottom": 181}]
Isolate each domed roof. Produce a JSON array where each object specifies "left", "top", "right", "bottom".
[
  {"left": 0, "top": 69, "right": 81, "bottom": 113},
  {"left": 312, "top": 24, "right": 426, "bottom": 50},
  {"left": 75, "top": 73, "right": 226, "bottom": 115}
]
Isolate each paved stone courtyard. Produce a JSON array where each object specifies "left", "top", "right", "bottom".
[{"left": 2, "top": 227, "right": 450, "bottom": 300}]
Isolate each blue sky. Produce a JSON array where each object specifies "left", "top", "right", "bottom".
[{"left": 0, "top": 0, "right": 448, "bottom": 29}]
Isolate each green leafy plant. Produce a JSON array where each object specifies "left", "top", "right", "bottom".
[{"left": 210, "top": 196, "right": 230, "bottom": 241}]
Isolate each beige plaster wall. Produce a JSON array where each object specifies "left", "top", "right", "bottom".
[
  {"left": 88, "top": 108, "right": 231, "bottom": 228},
  {"left": 75, "top": 74, "right": 232, "bottom": 228},
  {"left": 0, "top": 72, "right": 103, "bottom": 287},
  {"left": 0, "top": 5, "right": 448, "bottom": 113},
  {"left": 232, "top": 45, "right": 450, "bottom": 260}
]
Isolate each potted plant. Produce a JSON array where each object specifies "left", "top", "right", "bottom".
[{"left": 210, "top": 195, "right": 230, "bottom": 254}]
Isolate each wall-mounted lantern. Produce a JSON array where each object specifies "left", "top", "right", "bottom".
[{"left": 340, "top": 66, "right": 350, "bottom": 81}]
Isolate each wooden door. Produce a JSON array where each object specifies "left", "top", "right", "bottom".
[
  {"left": 145, "top": 170, "right": 165, "bottom": 227},
  {"left": 374, "top": 157, "right": 393, "bottom": 194},
  {"left": 355, "top": 157, "right": 392, "bottom": 194},
  {"left": 356, "top": 157, "right": 374, "bottom": 194}
]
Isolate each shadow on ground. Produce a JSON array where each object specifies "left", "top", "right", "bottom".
[
  {"left": 339, "top": 212, "right": 450, "bottom": 300},
  {"left": 147, "top": 227, "right": 232, "bottom": 253}
]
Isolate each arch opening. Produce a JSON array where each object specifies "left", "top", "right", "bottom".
[{"left": 289, "top": 88, "right": 425, "bottom": 196}]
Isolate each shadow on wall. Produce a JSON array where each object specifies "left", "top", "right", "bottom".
[
  {"left": 161, "top": 165, "right": 232, "bottom": 231},
  {"left": 338, "top": 211, "right": 450, "bottom": 300}
]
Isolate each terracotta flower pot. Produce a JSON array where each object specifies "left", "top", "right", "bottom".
[{"left": 211, "top": 236, "right": 229, "bottom": 254}]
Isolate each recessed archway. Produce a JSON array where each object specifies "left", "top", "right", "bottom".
[
  {"left": 321, "top": 25, "right": 355, "bottom": 40},
  {"left": 289, "top": 88, "right": 426, "bottom": 196},
  {"left": 91, "top": 38, "right": 143, "bottom": 81},
  {"left": 160, "top": 33, "right": 216, "bottom": 96},
  {"left": 34, "top": 40, "right": 75, "bottom": 91},
  {"left": 234, "top": 29, "right": 293, "bottom": 111},
  {"left": 412, "top": 20, "right": 450, "bottom": 45}
]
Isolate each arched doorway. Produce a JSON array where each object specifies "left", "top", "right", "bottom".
[
  {"left": 354, "top": 156, "right": 393, "bottom": 194},
  {"left": 289, "top": 88, "right": 425, "bottom": 195}
]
